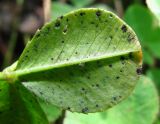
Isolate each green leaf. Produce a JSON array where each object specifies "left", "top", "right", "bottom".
[
  {"left": 142, "top": 48, "right": 154, "bottom": 65},
  {"left": 8, "top": 8, "right": 142, "bottom": 113},
  {"left": 64, "top": 76, "right": 159, "bottom": 124},
  {"left": 51, "top": 2, "right": 76, "bottom": 20},
  {"left": 91, "top": 4, "right": 115, "bottom": 12},
  {"left": 39, "top": 100, "right": 62, "bottom": 123},
  {"left": 147, "top": 69, "right": 160, "bottom": 92},
  {"left": 146, "top": 0, "right": 160, "bottom": 24},
  {"left": 124, "top": 4, "right": 160, "bottom": 60},
  {"left": 0, "top": 81, "right": 48, "bottom": 124},
  {"left": 70, "top": 0, "right": 94, "bottom": 7}
]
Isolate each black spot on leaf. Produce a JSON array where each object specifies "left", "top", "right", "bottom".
[
  {"left": 109, "top": 36, "right": 113, "bottom": 40},
  {"left": 109, "top": 14, "right": 113, "bottom": 18},
  {"left": 121, "top": 25, "right": 127, "bottom": 33},
  {"left": 113, "top": 96, "right": 117, "bottom": 101},
  {"left": 136, "top": 68, "right": 142, "bottom": 75},
  {"left": 66, "top": 18, "right": 69, "bottom": 22},
  {"left": 87, "top": 76, "right": 90, "bottom": 79},
  {"left": 96, "top": 104, "right": 99, "bottom": 107},
  {"left": 109, "top": 64, "right": 112, "bottom": 67},
  {"left": 36, "top": 33, "right": 40, "bottom": 38},
  {"left": 40, "top": 91, "right": 43, "bottom": 95},
  {"left": 82, "top": 107, "right": 89, "bottom": 113},
  {"left": 116, "top": 76, "right": 120, "bottom": 79},
  {"left": 60, "top": 16, "right": 63, "bottom": 19},
  {"left": 63, "top": 26, "right": 68, "bottom": 34},
  {"left": 67, "top": 107, "right": 71, "bottom": 110},
  {"left": 128, "top": 34, "right": 135, "bottom": 42},
  {"left": 120, "top": 56, "right": 125, "bottom": 61},
  {"left": 55, "top": 21, "right": 61, "bottom": 28},
  {"left": 81, "top": 88, "right": 85, "bottom": 91},
  {"left": 96, "top": 84, "right": 100, "bottom": 87},
  {"left": 96, "top": 11, "right": 101, "bottom": 17},
  {"left": 80, "top": 12, "right": 85, "bottom": 16}
]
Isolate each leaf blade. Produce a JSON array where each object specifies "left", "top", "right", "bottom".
[{"left": 12, "top": 8, "right": 142, "bottom": 113}]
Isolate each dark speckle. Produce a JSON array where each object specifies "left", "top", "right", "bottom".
[
  {"left": 116, "top": 76, "right": 120, "bottom": 79},
  {"left": 82, "top": 107, "right": 89, "bottom": 113},
  {"left": 109, "top": 36, "right": 113, "bottom": 40},
  {"left": 75, "top": 52, "right": 78, "bottom": 54},
  {"left": 109, "top": 14, "right": 113, "bottom": 18},
  {"left": 61, "top": 41, "right": 64, "bottom": 43},
  {"left": 96, "top": 104, "right": 99, "bottom": 107},
  {"left": 119, "top": 95, "right": 122, "bottom": 98},
  {"left": 66, "top": 18, "right": 69, "bottom": 22},
  {"left": 60, "top": 16, "right": 63, "bottom": 19},
  {"left": 92, "top": 84, "right": 95, "bottom": 87},
  {"left": 55, "top": 21, "right": 60, "bottom": 28},
  {"left": 51, "top": 58, "right": 54, "bottom": 60},
  {"left": 136, "top": 68, "right": 142, "bottom": 75},
  {"left": 121, "top": 25, "right": 127, "bottom": 33},
  {"left": 36, "top": 33, "right": 40, "bottom": 38},
  {"left": 67, "top": 107, "right": 71, "bottom": 110},
  {"left": 120, "top": 56, "right": 125, "bottom": 61},
  {"left": 113, "top": 96, "right": 117, "bottom": 101},
  {"left": 128, "top": 35, "right": 135, "bottom": 42},
  {"left": 120, "top": 69, "right": 123, "bottom": 72},
  {"left": 80, "top": 12, "right": 85, "bottom": 16},
  {"left": 87, "top": 76, "right": 90, "bottom": 79},
  {"left": 81, "top": 88, "right": 85, "bottom": 91},
  {"left": 96, "top": 84, "right": 99, "bottom": 87},
  {"left": 40, "top": 91, "right": 43, "bottom": 95},
  {"left": 96, "top": 11, "right": 101, "bottom": 17},
  {"left": 109, "top": 64, "right": 112, "bottom": 68}
]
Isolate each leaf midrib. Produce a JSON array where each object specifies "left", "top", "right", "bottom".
[{"left": 14, "top": 49, "right": 140, "bottom": 77}]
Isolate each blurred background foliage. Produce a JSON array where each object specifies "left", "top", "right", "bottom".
[{"left": 0, "top": 0, "right": 160, "bottom": 124}]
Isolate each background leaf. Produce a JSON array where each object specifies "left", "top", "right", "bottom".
[
  {"left": 64, "top": 76, "right": 159, "bottom": 124},
  {"left": 0, "top": 81, "right": 48, "bottom": 124},
  {"left": 51, "top": 2, "right": 76, "bottom": 20},
  {"left": 147, "top": 69, "right": 160, "bottom": 93},
  {"left": 124, "top": 4, "right": 160, "bottom": 64},
  {"left": 146, "top": 0, "right": 160, "bottom": 24},
  {"left": 39, "top": 100, "right": 62, "bottom": 123},
  {"left": 12, "top": 8, "right": 142, "bottom": 113},
  {"left": 70, "top": 0, "right": 94, "bottom": 7}
]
